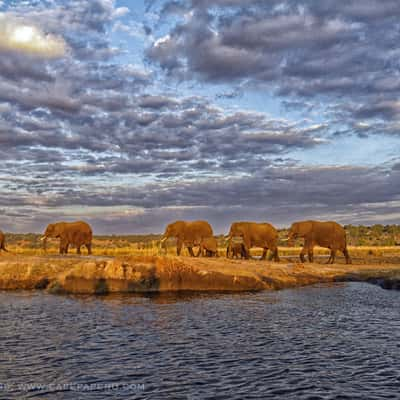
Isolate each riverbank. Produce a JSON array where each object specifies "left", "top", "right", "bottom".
[{"left": 0, "top": 254, "right": 399, "bottom": 294}]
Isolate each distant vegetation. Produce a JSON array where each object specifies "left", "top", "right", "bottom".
[{"left": 343, "top": 225, "right": 400, "bottom": 246}]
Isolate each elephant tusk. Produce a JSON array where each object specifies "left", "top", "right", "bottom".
[
  {"left": 40, "top": 236, "right": 47, "bottom": 242},
  {"left": 158, "top": 238, "right": 167, "bottom": 255},
  {"left": 159, "top": 237, "right": 168, "bottom": 254},
  {"left": 281, "top": 238, "right": 290, "bottom": 242}
]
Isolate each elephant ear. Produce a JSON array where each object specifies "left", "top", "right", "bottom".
[
  {"left": 170, "top": 221, "right": 185, "bottom": 236},
  {"left": 53, "top": 223, "right": 65, "bottom": 237},
  {"left": 45, "top": 223, "right": 54, "bottom": 236}
]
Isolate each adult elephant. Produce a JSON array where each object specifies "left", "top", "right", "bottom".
[
  {"left": 288, "top": 220, "right": 351, "bottom": 264},
  {"left": 160, "top": 220, "right": 213, "bottom": 256},
  {"left": 228, "top": 222, "right": 279, "bottom": 261},
  {"left": 41, "top": 221, "right": 93, "bottom": 255},
  {"left": 0, "top": 230, "right": 8, "bottom": 252}
]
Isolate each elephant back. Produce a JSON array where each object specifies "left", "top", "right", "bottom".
[
  {"left": 65, "top": 221, "right": 93, "bottom": 245},
  {"left": 307, "top": 221, "right": 346, "bottom": 249},
  {"left": 229, "top": 222, "right": 278, "bottom": 248},
  {"left": 185, "top": 220, "right": 213, "bottom": 239}
]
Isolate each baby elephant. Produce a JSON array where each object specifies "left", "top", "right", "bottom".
[
  {"left": 226, "top": 236, "right": 246, "bottom": 259},
  {"left": 199, "top": 237, "right": 218, "bottom": 257}
]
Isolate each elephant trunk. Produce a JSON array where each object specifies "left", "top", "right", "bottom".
[
  {"left": 286, "top": 231, "right": 297, "bottom": 247},
  {"left": 40, "top": 235, "right": 48, "bottom": 252}
]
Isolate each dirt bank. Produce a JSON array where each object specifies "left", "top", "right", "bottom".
[{"left": 0, "top": 254, "right": 399, "bottom": 294}]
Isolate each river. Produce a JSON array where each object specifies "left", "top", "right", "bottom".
[{"left": 1, "top": 283, "right": 399, "bottom": 399}]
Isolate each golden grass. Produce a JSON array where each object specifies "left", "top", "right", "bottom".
[{"left": 3, "top": 237, "right": 400, "bottom": 263}]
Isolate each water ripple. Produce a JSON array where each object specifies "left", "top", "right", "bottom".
[{"left": 0, "top": 283, "right": 400, "bottom": 399}]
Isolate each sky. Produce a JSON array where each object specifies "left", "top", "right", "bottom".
[{"left": 1, "top": 0, "right": 400, "bottom": 234}]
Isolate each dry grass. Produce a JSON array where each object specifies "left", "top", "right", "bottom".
[{"left": 2, "top": 235, "right": 400, "bottom": 264}]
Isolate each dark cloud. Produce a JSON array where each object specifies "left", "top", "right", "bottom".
[
  {"left": 148, "top": 0, "right": 400, "bottom": 125},
  {"left": 139, "top": 95, "right": 179, "bottom": 109},
  {"left": 2, "top": 164, "right": 400, "bottom": 233}
]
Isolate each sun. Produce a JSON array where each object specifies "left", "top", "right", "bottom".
[{"left": 11, "top": 25, "right": 35, "bottom": 43}]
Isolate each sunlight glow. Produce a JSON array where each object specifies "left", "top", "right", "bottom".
[
  {"left": 0, "top": 14, "right": 66, "bottom": 58},
  {"left": 11, "top": 25, "right": 35, "bottom": 43}
]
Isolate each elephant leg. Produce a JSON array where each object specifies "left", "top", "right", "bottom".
[
  {"left": 308, "top": 249, "right": 314, "bottom": 263},
  {"left": 196, "top": 246, "right": 202, "bottom": 257},
  {"left": 329, "top": 250, "right": 336, "bottom": 264},
  {"left": 260, "top": 248, "right": 268, "bottom": 260},
  {"left": 301, "top": 239, "right": 313, "bottom": 263},
  {"left": 59, "top": 239, "right": 67, "bottom": 254},
  {"left": 188, "top": 246, "right": 195, "bottom": 257},
  {"left": 299, "top": 247, "right": 307, "bottom": 263},
  {"left": 77, "top": 246, "right": 81, "bottom": 255},
  {"left": 86, "top": 243, "right": 92, "bottom": 255},
  {"left": 272, "top": 247, "right": 280, "bottom": 262},
  {"left": 176, "top": 240, "right": 183, "bottom": 256},
  {"left": 343, "top": 248, "right": 352, "bottom": 264},
  {"left": 240, "top": 245, "right": 246, "bottom": 259},
  {"left": 327, "top": 249, "right": 336, "bottom": 264}
]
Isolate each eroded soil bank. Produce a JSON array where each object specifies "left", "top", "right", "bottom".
[{"left": 0, "top": 255, "right": 399, "bottom": 294}]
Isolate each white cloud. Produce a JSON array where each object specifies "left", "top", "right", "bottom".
[
  {"left": 112, "top": 6, "right": 130, "bottom": 19},
  {"left": 154, "top": 34, "right": 171, "bottom": 47}
]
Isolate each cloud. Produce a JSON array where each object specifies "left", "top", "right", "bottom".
[
  {"left": 0, "top": 13, "right": 66, "bottom": 58},
  {"left": 0, "top": 0, "right": 399, "bottom": 233},
  {"left": 147, "top": 0, "right": 400, "bottom": 127},
  {"left": 2, "top": 163, "right": 400, "bottom": 233}
]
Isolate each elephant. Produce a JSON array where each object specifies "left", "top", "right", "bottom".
[
  {"left": 226, "top": 236, "right": 246, "bottom": 259},
  {"left": 199, "top": 236, "right": 218, "bottom": 257},
  {"left": 0, "top": 230, "right": 8, "bottom": 252},
  {"left": 41, "top": 221, "right": 93, "bottom": 255},
  {"left": 228, "top": 222, "right": 280, "bottom": 261},
  {"left": 287, "top": 220, "right": 351, "bottom": 264},
  {"left": 160, "top": 220, "right": 213, "bottom": 256}
]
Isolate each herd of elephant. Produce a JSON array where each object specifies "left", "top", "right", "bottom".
[
  {"left": 160, "top": 220, "right": 352, "bottom": 264},
  {"left": 0, "top": 219, "right": 352, "bottom": 264}
]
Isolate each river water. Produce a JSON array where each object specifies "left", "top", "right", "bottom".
[{"left": 1, "top": 283, "right": 399, "bottom": 399}]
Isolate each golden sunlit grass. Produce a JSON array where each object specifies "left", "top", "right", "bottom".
[{"left": 3, "top": 235, "right": 400, "bottom": 264}]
